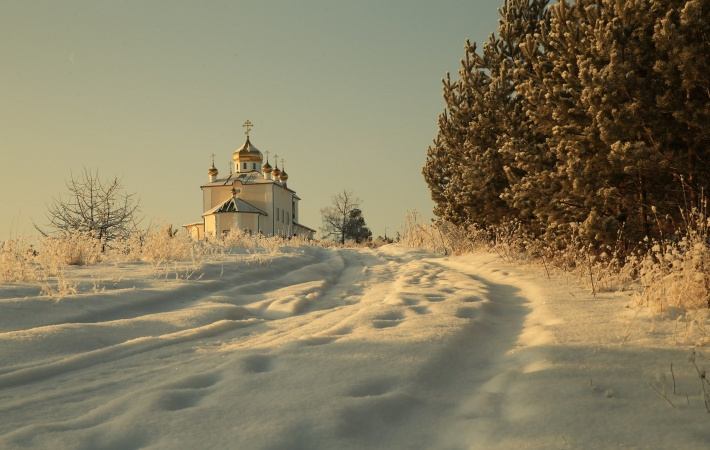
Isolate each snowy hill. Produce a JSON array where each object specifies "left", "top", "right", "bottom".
[{"left": 1, "top": 245, "right": 709, "bottom": 449}]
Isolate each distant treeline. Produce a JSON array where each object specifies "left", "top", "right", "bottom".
[{"left": 423, "top": 0, "right": 709, "bottom": 252}]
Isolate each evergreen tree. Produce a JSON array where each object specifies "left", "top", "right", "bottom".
[
  {"left": 651, "top": 0, "right": 710, "bottom": 213},
  {"left": 423, "top": 0, "right": 549, "bottom": 230},
  {"left": 425, "top": 0, "right": 710, "bottom": 252},
  {"left": 343, "top": 209, "right": 372, "bottom": 244}
]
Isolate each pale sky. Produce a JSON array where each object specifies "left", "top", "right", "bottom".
[{"left": 1, "top": 0, "right": 502, "bottom": 242}]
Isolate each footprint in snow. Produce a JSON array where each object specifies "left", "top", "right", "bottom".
[
  {"left": 241, "top": 354, "right": 274, "bottom": 373},
  {"left": 455, "top": 306, "right": 477, "bottom": 319},
  {"left": 347, "top": 378, "right": 395, "bottom": 397},
  {"left": 168, "top": 371, "right": 222, "bottom": 390},
  {"left": 299, "top": 335, "right": 339, "bottom": 346},
  {"left": 410, "top": 305, "right": 430, "bottom": 315},
  {"left": 158, "top": 390, "right": 206, "bottom": 411},
  {"left": 372, "top": 311, "right": 405, "bottom": 328},
  {"left": 155, "top": 371, "right": 222, "bottom": 412}
]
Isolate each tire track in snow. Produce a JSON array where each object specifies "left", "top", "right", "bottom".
[
  {"left": 0, "top": 319, "right": 261, "bottom": 389},
  {"left": 0, "top": 247, "right": 348, "bottom": 388},
  {"left": 215, "top": 248, "right": 377, "bottom": 350}
]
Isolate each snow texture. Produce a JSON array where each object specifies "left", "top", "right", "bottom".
[{"left": 1, "top": 245, "right": 709, "bottom": 449}]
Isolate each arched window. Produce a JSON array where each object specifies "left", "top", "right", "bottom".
[
  {"left": 243, "top": 163, "right": 247, "bottom": 170},
  {"left": 252, "top": 163, "right": 256, "bottom": 170}
]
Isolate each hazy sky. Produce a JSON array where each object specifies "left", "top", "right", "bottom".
[{"left": 1, "top": 0, "right": 503, "bottom": 242}]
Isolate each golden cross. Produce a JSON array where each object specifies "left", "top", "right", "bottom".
[
  {"left": 210, "top": 153, "right": 216, "bottom": 165},
  {"left": 274, "top": 154, "right": 279, "bottom": 167},
  {"left": 265, "top": 150, "right": 270, "bottom": 162},
  {"left": 243, "top": 120, "right": 253, "bottom": 137}
]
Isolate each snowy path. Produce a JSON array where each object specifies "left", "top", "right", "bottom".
[{"left": 1, "top": 245, "right": 709, "bottom": 449}]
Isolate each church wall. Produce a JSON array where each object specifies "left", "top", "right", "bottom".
[
  {"left": 205, "top": 215, "right": 216, "bottom": 237},
  {"left": 238, "top": 183, "right": 268, "bottom": 212},
  {"left": 240, "top": 214, "right": 259, "bottom": 234},
  {"left": 218, "top": 214, "right": 235, "bottom": 234},
  {"left": 211, "top": 187, "right": 233, "bottom": 210},
  {"left": 203, "top": 189, "right": 212, "bottom": 214},
  {"left": 272, "top": 186, "right": 294, "bottom": 237},
  {"left": 261, "top": 184, "right": 275, "bottom": 236},
  {"left": 184, "top": 223, "right": 204, "bottom": 240},
  {"left": 235, "top": 183, "right": 269, "bottom": 235}
]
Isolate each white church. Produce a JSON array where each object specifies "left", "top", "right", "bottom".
[{"left": 184, "top": 121, "right": 315, "bottom": 240}]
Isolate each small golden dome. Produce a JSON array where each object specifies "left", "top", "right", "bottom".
[
  {"left": 272, "top": 165, "right": 281, "bottom": 178},
  {"left": 263, "top": 160, "right": 273, "bottom": 173},
  {"left": 208, "top": 164, "right": 219, "bottom": 176},
  {"left": 233, "top": 136, "right": 263, "bottom": 163},
  {"left": 279, "top": 168, "right": 288, "bottom": 181}
]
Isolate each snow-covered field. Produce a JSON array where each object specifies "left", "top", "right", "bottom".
[{"left": 1, "top": 245, "right": 709, "bottom": 449}]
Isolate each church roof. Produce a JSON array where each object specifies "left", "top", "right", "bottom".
[
  {"left": 201, "top": 172, "right": 298, "bottom": 194},
  {"left": 201, "top": 172, "right": 270, "bottom": 188},
  {"left": 203, "top": 196, "right": 267, "bottom": 216},
  {"left": 293, "top": 222, "right": 316, "bottom": 233}
]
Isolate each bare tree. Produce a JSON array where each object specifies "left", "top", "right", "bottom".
[
  {"left": 320, "top": 189, "right": 362, "bottom": 245},
  {"left": 36, "top": 168, "right": 141, "bottom": 244}
]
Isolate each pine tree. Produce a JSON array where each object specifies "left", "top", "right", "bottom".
[
  {"left": 652, "top": 0, "right": 710, "bottom": 212},
  {"left": 425, "top": 0, "right": 710, "bottom": 252},
  {"left": 343, "top": 209, "right": 372, "bottom": 244},
  {"left": 423, "top": 0, "right": 550, "bottom": 230}
]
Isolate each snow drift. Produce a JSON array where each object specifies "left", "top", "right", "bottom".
[{"left": 1, "top": 245, "right": 709, "bottom": 449}]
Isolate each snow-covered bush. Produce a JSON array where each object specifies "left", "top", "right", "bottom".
[
  {"left": 138, "top": 227, "right": 199, "bottom": 263},
  {"left": 36, "top": 232, "right": 104, "bottom": 275},
  {"left": 0, "top": 237, "right": 37, "bottom": 282},
  {"left": 634, "top": 208, "right": 710, "bottom": 312},
  {"left": 220, "top": 227, "right": 261, "bottom": 250},
  {"left": 400, "top": 210, "right": 488, "bottom": 255}
]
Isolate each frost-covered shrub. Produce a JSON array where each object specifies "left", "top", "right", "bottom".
[
  {"left": 220, "top": 227, "right": 260, "bottom": 250},
  {"left": 400, "top": 210, "right": 445, "bottom": 253},
  {"left": 635, "top": 229, "right": 710, "bottom": 312},
  {"left": 105, "top": 232, "right": 146, "bottom": 262},
  {"left": 104, "top": 225, "right": 201, "bottom": 263},
  {"left": 401, "top": 210, "right": 488, "bottom": 255},
  {"left": 36, "top": 232, "right": 103, "bottom": 275},
  {"left": 0, "top": 237, "right": 37, "bottom": 282},
  {"left": 138, "top": 226, "right": 199, "bottom": 263}
]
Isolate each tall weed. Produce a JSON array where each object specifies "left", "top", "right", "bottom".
[
  {"left": 0, "top": 237, "right": 37, "bottom": 282},
  {"left": 634, "top": 206, "right": 710, "bottom": 312}
]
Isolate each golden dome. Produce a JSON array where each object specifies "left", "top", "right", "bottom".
[
  {"left": 279, "top": 167, "right": 288, "bottom": 181},
  {"left": 208, "top": 164, "right": 219, "bottom": 176},
  {"left": 233, "top": 136, "right": 263, "bottom": 162},
  {"left": 272, "top": 165, "right": 281, "bottom": 178},
  {"left": 263, "top": 160, "right": 273, "bottom": 173}
]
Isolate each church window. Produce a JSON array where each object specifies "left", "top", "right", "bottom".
[
  {"left": 243, "top": 163, "right": 247, "bottom": 170},
  {"left": 252, "top": 163, "right": 256, "bottom": 170}
]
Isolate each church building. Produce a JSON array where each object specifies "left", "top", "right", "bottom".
[{"left": 184, "top": 121, "right": 315, "bottom": 240}]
